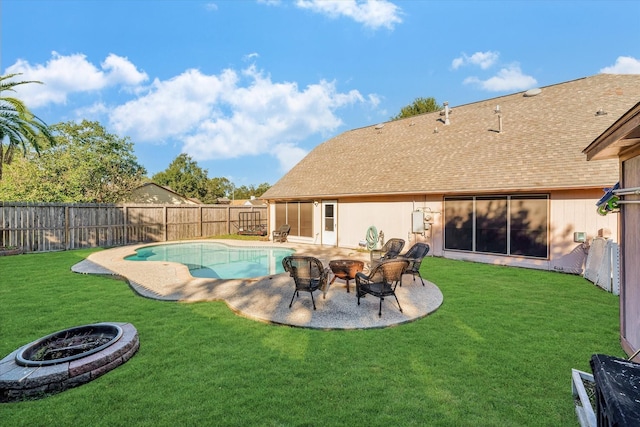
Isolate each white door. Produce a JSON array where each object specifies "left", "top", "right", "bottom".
[{"left": 322, "top": 201, "right": 337, "bottom": 246}]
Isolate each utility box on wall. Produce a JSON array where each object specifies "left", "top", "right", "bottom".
[
  {"left": 574, "top": 231, "right": 587, "bottom": 243},
  {"left": 412, "top": 211, "right": 425, "bottom": 233}
]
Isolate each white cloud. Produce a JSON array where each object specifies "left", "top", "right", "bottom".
[
  {"left": 243, "top": 52, "right": 260, "bottom": 61},
  {"left": 101, "top": 54, "right": 149, "bottom": 87},
  {"left": 295, "top": 0, "right": 402, "bottom": 30},
  {"left": 463, "top": 64, "right": 537, "bottom": 92},
  {"left": 5, "top": 52, "right": 148, "bottom": 108},
  {"left": 451, "top": 57, "right": 465, "bottom": 70},
  {"left": 452, "top": 52, "right": 536, "bottom": 93},
  {"left": 75, "top": 102, "right": 110, "bottom": 118},
  {"left": 109, "top": 68, "right": 237, "bottom": 141},
  {"left": 6, "top": 51, "right": 372, "bottom": 173},
  {"left": 368, "top": 93, "right": 381, "bottom": 108},
  {"left": 452, "top": 51, "right": 499, "bottom": 70},
  {"left": 110, "top": 64, "right": 368, "bottom": 172},
  {"left": 273, "top": 142, "right": 309, "bottom": 173},
  {"left": 600, "top": 56, "right": 640, "bottom": 74}
]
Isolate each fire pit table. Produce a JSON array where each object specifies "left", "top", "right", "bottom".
[{"left": 329, "top": 259, "right": 365, "bottom": 293}]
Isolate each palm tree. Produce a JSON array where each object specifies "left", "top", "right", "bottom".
[{"left": 0, "top": 73, "right": 56, "bottom": 180}]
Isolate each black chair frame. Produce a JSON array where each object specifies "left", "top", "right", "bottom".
[
  {"left": 355, "top": 259, "right": 409, "bottom": 317},
  {"left": 398, "top": 243, "right": 430, "bottom": 286},
  {"left": 370, "top": 238, "right": 405, "bottom": 265},
  {"left": 282, "top": 256, "right": 328, "bottom": 310}
]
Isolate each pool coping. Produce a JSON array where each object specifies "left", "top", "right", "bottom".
[{"left": 72, "top": 239, "right": 444, "bottom": 330}]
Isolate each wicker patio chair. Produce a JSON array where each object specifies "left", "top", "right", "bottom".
[
  {"left": 355, "top": 258, "right": 409, "bottom": 317},
  {"left": 370, "top": 238, "right": 405, "bottom": 265},
  {"left": 282, "top": 256, "right": 329, "bottom": 310},
  {"left": 398, "top": 243, "right": 430, "bottom": 286},
  {"left": 272, "top": 224, "right": 291, "bottom": 243}
]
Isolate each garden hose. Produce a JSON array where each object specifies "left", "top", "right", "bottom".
[{"left": 365, "top": 226, "right": 378, "bottom": 250}]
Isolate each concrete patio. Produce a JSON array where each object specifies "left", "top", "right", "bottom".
[{"left": 72, "top": 239, "right": 443, "bottom": 330}]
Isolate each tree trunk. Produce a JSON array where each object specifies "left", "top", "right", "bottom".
[{"left": 0, "top": 142, "right": 4, "bottom": 180}]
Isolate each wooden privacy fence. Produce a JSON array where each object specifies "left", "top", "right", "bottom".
[{"left": 0, "top": 202, "right": 268, "bottom": 253}]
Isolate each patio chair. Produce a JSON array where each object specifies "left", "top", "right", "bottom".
[
  {"left": 282, "top": 256, "right": 329, "bottom": 310},
  {"left": 272, "top": 224, "right": 291, "bottom": 243},
  {"left": 370, "top": 238, "right": 405, "bottom": 266},
  {"left": 398, "top": 243, "right": 430, "bottom": 286},
  {"left": 355, "top": 258, "right": 409, "bottom": 317}
]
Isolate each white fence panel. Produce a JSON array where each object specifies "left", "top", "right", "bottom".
[{"left": 584, "top": 238, "right": 620, "bottom": 295}]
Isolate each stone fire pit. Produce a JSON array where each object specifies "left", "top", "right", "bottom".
[{"left": 0, "top": 322, "right": 138, "bottom": 402}]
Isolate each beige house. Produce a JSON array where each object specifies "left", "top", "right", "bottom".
[
  {"left": 129, "top": 183, "right": 201, "bottom": 205},
  {"left": 584, "top": 101, "right": 640, "bottom": 360},
  {"left": 262, "top": 74, "right": 640, "bottom": 273}
]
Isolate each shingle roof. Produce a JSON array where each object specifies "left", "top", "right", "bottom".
[{"left": 263, "top": 74, "right": 640, "bottom": 200}]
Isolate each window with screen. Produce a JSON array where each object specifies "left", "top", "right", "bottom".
[
  {"left": 444, "top": 195, "right": 548, "bottom": 258},
  {"left": 273, "top": 202, "right": 313, "bottom": 238}
]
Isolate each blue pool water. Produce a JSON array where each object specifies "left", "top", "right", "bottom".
[{"left": 125, "top": 242, "right": 295, "bottom": 279}]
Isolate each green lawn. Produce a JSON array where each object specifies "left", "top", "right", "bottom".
[{"left": 0, "top": 249, "right": 621, "bottom": 426}]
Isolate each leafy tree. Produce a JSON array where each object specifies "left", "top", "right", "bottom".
[
  {"left": 152, "top": 154, "right": 272, "bottom": 204},
  {"left": 0, "top": 73, "right": 57, "bottom": 180},
  {"left": 0, "top": 120, "right": 146, "bottom": 202},
  {"left": 152, "top": 154, "right": 210, "bottom": 202},
  {"left": 254, "top": 182, "right": 271, "bottom": 197},
  {"left": 232, "top": 183, "right": 271, "bottom": 200},
  {"left": 207, "top": 177, "right": 232, "bottom": 202},
  {"left": 231, "top": 185, "right": 250, "bottom": 200},
  {"left": 391, "top": 97, "right": 442, "bottom": 121}
]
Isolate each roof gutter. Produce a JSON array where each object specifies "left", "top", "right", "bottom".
[{"left": 263, "top": 184, "right": 614, "bottom": 201}]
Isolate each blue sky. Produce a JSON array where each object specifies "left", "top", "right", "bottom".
[{"left": 2, "top": 1, "right": 640, "bottom": 187}]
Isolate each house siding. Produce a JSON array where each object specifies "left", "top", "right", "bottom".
[
  {"left": 622, "top": 155, "right": 640, "bottom": 356},
  {"left": 269, "top": 187, "right": 617, "bottom": 273},
  {"left": 583, "top": 101, "right": 640, "bottom": 360}
]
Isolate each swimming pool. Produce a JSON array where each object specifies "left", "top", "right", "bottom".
[{"left": 124, "top": 242, "right": 295, "bottom": 279}]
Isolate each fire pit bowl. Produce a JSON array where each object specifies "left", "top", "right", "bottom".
[
  {"left": 16, "top": 323, "right": 123, "bottom": 367},
  {"left": 1, "top": 322, "right": 138, "bottom": 402}
]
